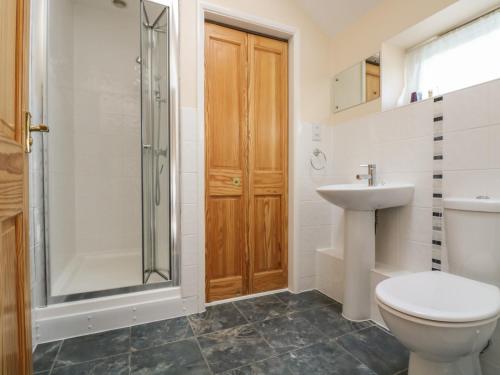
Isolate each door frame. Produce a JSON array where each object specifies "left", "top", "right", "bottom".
[{"left": 196, "top": 1, "right": 301, "bottom": 311}]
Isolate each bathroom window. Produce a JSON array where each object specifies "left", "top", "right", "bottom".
[{"left": 400, "top": 8, "right": 500, "bottom": 104}]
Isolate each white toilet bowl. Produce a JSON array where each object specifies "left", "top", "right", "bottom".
[{"left": 376, "top": 271, "right": 500, "bottom": 375}]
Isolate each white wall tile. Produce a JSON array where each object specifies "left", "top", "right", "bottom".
[
  {"left": 181, "top": 173, "right": 197, "bottom": 204},
  {"left": 399, "top": 241, "right": 432, "bottom": 272},
  {"left": 444, "top": 127, "right": 489, "bottom": 171},
  {"left": 443, "top": 83, "right": 489, "bottom": 132},
  {"left": 375, "top": 208, "right": 400, "bottom": 265},
  {"left": 399, "top": 206, "right": 432, "bottom": 244},
  {"left": 181, "top": 204, "right": 197, "bottom": 236},
  {"left": 181, "top": 235, "right": 197, "bottom": 267},
  {"left": 181, "top": 265, "right": 198, "bottom": 297},
  {"left": 181, "top": 107, "right": 197, "bottom": 142},
  {"left": 181, "top": 141, "right": 197, "bottom": 173},
  {"left": 443, "top": 170, "right": 492, "bottom": 198},
  {"left": 488, "top": 125, "right": 500, "bottom": 169},
  {"left": 299, "top": 201, "right": 334, "bottom": 227}
]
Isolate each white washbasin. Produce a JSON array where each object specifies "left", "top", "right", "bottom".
[{"left": 316, "top": 183, "right": 414, "bottom": 211}]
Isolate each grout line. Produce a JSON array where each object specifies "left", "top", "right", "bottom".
[
  {"left": 47, "top": 340, "right": 64, "bottom": 374},
  {"left": 334, "top": 325, "right": 408, "bottom": 375},
  {"left": 393, "top": 369, "right": 409, "bottom": 375},
  {"left": 50, "top": 352, "right": 130, "bottom": 371},
  {"left": 193, "top": 335, "right": 214, "bottom": 374},
  {"left": 128, "top": 326, "right": 132, "bottom": 374},
  {"left": 219, "top": 339, "right": 320, "bottom": 374},
  {"left": 231, "top": 301, "right": 251, "bottom": 324},
  {"left": 205, "top": 288, "right": 289, "bottom": 306},
  {"left": 217, "top": 321, "right": 383, "bottom": 374},
  {"left": 334, "top": 340, "right": 375, "bottom": 373}
]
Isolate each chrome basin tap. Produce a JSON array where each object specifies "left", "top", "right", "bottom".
[{"left": 356, "top": 164, "right": 376, "bottom": 186}]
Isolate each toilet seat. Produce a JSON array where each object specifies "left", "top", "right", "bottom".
[{"left": 376, "top": 271, "right": 500, "bottom": 323}]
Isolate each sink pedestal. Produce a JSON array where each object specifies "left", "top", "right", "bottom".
[
  {"left": 315, "top": 183, "right": 414, "bottom": 322},
  {"left": 342, "top": 210, "right": 375, "bottom": 321}
]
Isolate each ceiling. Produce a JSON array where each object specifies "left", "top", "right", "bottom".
[{"left": 294, "top": 0, "right": 383, "bottom": 37}]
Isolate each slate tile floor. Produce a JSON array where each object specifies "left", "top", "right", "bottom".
[{"left": 33, "top": 291, "right": 409, "bottom": 374}]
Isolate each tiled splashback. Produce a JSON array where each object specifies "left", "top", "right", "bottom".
[
  {"left": 297, "top": 123, "right": 339, "bottom": 290},
  {"left": 326, "top": 78, "right": 500, "bottom": 273}
]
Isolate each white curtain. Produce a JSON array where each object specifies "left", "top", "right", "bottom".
[{"left": 399, "top": 10, "right": 500, "bottom": 105}]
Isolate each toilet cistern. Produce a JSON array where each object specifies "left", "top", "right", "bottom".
[{"left": 356, "top": 164, "right": 376, "bottom": 186}]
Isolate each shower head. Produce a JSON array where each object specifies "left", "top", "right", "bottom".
[{"left": 112, "top": 0, "right": 127, "bottom": 9}]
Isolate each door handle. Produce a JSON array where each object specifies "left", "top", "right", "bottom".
[{"left": 25, "top": 112, "right": 49, "bottom": 153}]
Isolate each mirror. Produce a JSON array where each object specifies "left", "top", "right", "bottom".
[{"left": 332, "top": 52, "right": 380, "bottom": 113}]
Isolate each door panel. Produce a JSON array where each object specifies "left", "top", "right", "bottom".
[
  {"left": 205, "top": 23, "right": 248, "bottom": 302},
  {"left": 253, "top": 196, "right": 282, "bottom": 272},
  {"left": 248, "top": 35, "right": 288, "bottom": 294},
  {"left": 0, "top": 0, "right": 32, "bottom": 373}
]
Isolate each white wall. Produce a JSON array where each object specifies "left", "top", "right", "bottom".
[
  {"left": 329, "top": 0, "right": 456, "bottom": 124},
  {"left": 329, "top": 98, "right": 435, "bottom": 273},
  {"left": 47, "top": 0, "right": 77, "bottom": 290},
  {"left": 180, "top": 0, "right": 332, "bottom": 123},
  {"left": 72, "top": 0, "right": 141, "bottom": 256},
  {"left": 317, "top": 77, "right": 500, "bottom": 316}
]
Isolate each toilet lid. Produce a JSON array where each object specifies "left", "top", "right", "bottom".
[{"left": 376, "top": 271, "right": 500, "bottom": 323}]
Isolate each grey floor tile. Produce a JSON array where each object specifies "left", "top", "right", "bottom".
[
  {"left": 253, "top": 313, "right": 325, "bottom": 353},
  {"left": 33, "top": 340, "right": 62, "bottom": 372},
  {"left": 296, "top": 304, "right": 373, "bottom": 339},
  {"left": 283, "top": 341, "right": 375, "bottom": 375},
  {"left": 197, "top": 324, "right": 275, "bottom": 373},
  {"left": 189, "top": 303, "right": 247, "bottom": 335},
  {"left": 233, "top": 295, "right": 288, "bottom": 323},
  {"left": 51, "top": 354, "right": 130, "bottom": 375},
  {"left": 275, "top": 290, "right": 335, "bottom": 312},
  {"left": 55, "top": 328, "right": 130, "bottom": 367},
  {"left": 224, "top": 356, "right": 293, "bottom": 374},
  {"left": 336, "top": 326, "right": 409, "bottom": 375},
  {"left": 131, "top": 316, "right": 193, "bottom": 351},
  {"left": 130, "top": 338, "right": 210, "bottom": 375}
]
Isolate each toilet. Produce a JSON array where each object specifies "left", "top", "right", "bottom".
[{"left": 376, "top": 198, "right": 500, "bottom": 375}]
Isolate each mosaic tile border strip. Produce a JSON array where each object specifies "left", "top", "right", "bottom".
[{"left": 432, "top": 96, "right": 444, "bottom": 271}]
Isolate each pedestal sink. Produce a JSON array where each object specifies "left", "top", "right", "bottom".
[{"left": 316, "top": 183, "right": 414, "bottom": 321}]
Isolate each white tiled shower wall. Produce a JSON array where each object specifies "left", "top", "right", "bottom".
[
  {"left": 72, "top": 0, "right": 142, "bottom": 257},
  {"left": 43, "top": 0, "right": 143, "bottom": 294},
  {"left": 316, "top": 78, "right": 500, "bottom": 305}
]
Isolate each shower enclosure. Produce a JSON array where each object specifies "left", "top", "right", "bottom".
[{"left": 30, "top": 0, "right": 179, "bottom": 305}]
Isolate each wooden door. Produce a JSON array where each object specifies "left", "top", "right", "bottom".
[
  {"left": 205, "top": 23, "right": 288, "bottom": 302},
  {"left": 0, "top": 0, "right": 33, "bottom": 374},
  {"left": 205, "top": 23, "right": 249, "bottom": 302},
  {"left": 248, "top": 35, "right": 288, "bottom": 294}
]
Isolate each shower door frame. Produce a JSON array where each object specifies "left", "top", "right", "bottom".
[{"left": 35, "top": 0, "right": 180, "bottom": 306}]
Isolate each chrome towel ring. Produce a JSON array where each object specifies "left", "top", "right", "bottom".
[{"left": 310, "top": 148, "right": 327, "bottom": 170}]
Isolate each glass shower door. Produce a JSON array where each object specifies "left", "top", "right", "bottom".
[
  {"left": 141, "top": 1, "right": 171, "bottom": 284},
  {"left": 36, "top": 0, "right": 177, "bottom": 305}
]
